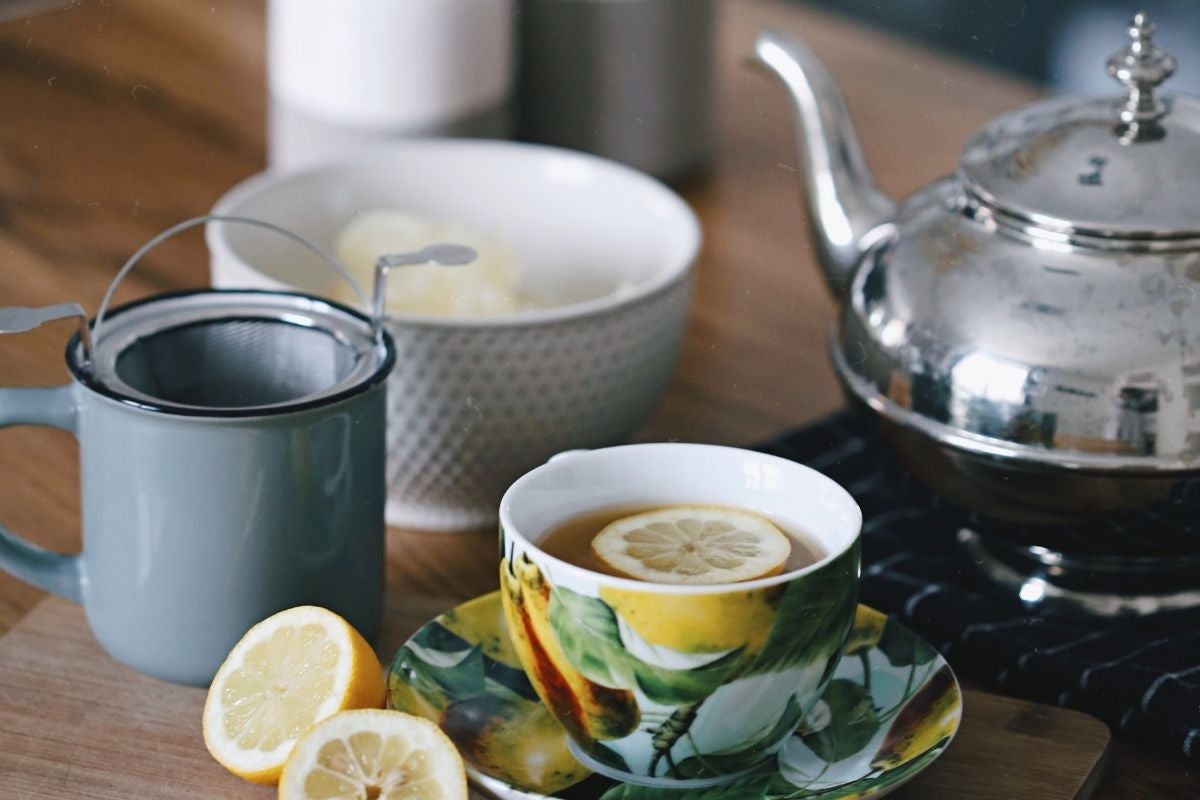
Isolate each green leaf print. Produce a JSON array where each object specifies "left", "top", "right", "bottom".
[
  {"left": 405, "top": 644, "right": 489, "bottom": 699},
  {"left": 407, "top": 620, "right": 472, "bottom": 652},
  {"left": 549, "top": 584, "right": 630, "bottom": 687},
  {"left": 549, "top": 586, "right": 742, "bottom": 706},
  {"left": 672, "top": 695, "right": 803, "bottom": 779},
  {"left": 481, "top": 657, "right": 540, "bottom": 702},
  {"left": 742, "top": 542, "right": 860, "bottom": 679},
  {"left": 598, "top": 772, "right": 775, "bottom": 800},
  {"left": 800, "top": 679, "right": 881, "bottom": 763},
  {"left": 633, "top": 646, "right": 746, "bottom": 705},
  {"left": 584, "top": 741, "right": 632, "bottom": 775},
  {"left": 769, "top": 742, "right": 947, "bottom": 799},
  {"left": 876, "top": 617, "right": 937, "bottom": 667},
  {"left": 396, "top": 618, "right": 540, "bottom": 705}
]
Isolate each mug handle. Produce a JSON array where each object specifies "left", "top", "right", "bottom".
[
  {"left": 0, "top": 384, "right": 83, "bottom": 602},
  {"left": 548, "top": 449, "right": 591, "bottom": 464}
]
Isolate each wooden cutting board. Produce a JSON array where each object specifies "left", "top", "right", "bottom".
[{"left": 0, "top": 594, "right": 1111, "bottom": 799}]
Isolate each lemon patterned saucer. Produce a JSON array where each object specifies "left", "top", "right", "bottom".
[{"left": 388, "top": 592, "right": 961, "bottom": 800}]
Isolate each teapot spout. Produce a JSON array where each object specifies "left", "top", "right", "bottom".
[{"left": 751, "top": 29, "right": 895, "bottom": 300}]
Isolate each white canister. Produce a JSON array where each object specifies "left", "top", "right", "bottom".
[{"left": 268, "top": 0, "right": 514, "bottom": 168}]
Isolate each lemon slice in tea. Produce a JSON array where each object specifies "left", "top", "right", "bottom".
[{"left": 592, "top": 505, "right": 792, "bottom": 584}]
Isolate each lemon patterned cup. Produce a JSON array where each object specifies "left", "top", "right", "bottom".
[{"left": 498, "top": 444, "right": 862, "bottom": 788}]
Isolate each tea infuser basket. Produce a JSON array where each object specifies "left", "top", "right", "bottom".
[{"left": 1, "top": 215, "right": 474, "bottom": 416}]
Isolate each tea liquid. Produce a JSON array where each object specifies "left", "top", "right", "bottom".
[{"left": 538, "top": 504, "right": 824, "bottom": 580}]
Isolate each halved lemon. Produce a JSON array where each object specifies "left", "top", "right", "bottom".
[
  {"left": 278, "top": 710, "right": 467, "bottom": 800},
  {"left": 202, "top": 606, "right": 386, "bottom": 785},
  {"left": 592, "top": 505, "right": 792, "bottom": 584}
]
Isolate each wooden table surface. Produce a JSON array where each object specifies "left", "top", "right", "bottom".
[{"left": 0, "top": 0, "right": 1192, "bottom": 796}]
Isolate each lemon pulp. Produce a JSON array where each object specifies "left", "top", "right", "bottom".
[
  {"left": 220, "top": 623, "right": 340, "bottom": 751},
  {"left": 202, "top": 606, "right": 386, "bottom": 786},
  {"left": 280, "top": 710, "right": 467, "bottom": 800},
  {"left": 591, "top": 505, "right": 792, "bottom": 584}
]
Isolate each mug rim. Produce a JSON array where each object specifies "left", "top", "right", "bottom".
[
  {"left": 65, "top": 288, "right": 396, "bottom": 419},
  {"left": 499, "top": 442, "right": 862, "bottom": 596}
]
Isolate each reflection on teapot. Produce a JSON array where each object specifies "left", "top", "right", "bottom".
[{"left": 751, "top": 14, "right": 1200, "bottom": 616}]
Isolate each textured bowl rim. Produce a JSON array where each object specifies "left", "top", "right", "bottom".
[{"left": 206, "top": 139, "right": 702, "bottom": 329}]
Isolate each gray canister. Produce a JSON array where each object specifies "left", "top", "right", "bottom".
[{"left": 518, "top": 0, "right": 715, "bottom": 181}]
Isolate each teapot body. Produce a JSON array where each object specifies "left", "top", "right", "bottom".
[
  {"left": 837, "top": 176, "right": 1200, "bottom": 486},
  {"left": 755, "top": 15, "right": 1200, "bottom": 613},
  {"left": 833, "top": 177, "right": 1200, "bottom": 613}
]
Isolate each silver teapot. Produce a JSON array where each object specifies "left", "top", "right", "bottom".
[{"left": 753, "top": 14, "right": 1200, "bottom": 615}]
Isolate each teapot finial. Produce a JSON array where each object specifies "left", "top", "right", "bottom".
[{"left": 1107, "top": 11, "right": 1176, "bottom": 124}]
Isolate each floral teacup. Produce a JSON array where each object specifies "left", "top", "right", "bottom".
[{"left": 498, "top": 443, "right": 862, "bottom": 787}]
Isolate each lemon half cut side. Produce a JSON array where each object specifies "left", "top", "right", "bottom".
[
  {"left": 278, "top": 710, "right": 468, "bottom": 800},
  {"left": 202, "top": 606, "right": 386, "bottom": 785}
]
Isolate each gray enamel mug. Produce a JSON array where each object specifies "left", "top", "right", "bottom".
[{"left": 0, "top": 217, "right": 421, "bottom": 685}]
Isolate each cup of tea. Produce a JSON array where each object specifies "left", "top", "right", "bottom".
[{"left": 498, "top": 443, "right": 861, "bottom": 787}]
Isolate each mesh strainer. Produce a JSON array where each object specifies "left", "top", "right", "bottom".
[
  {"left": 0, "top": 215, "right": 474, "bottom": 416},
  {"left": 85, "top": 290, "right": 385, "bottom": 414}
]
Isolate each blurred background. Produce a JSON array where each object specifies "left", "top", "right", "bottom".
[{"left": 804, "top": 0, "right": 1200, "bottom": 94}]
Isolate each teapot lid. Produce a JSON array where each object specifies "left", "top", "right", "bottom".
[{"left": 959, "top": 13, "right": 1200, "bottom": 247}]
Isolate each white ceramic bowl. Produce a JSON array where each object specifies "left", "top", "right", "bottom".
[{"left": 207, "top": 140, "right": 700, "bottom": 531}]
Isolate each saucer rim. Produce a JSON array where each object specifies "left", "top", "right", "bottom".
[{"left": 390, "top": 591, "right": 962, "bottom": 800}]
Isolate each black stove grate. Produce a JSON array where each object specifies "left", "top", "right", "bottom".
[{"left": 758, "top": 413, "right": 1200, "bottom": 758}]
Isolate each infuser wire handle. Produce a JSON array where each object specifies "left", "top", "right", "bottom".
[
  {"left": 0, "top": 303, "right": 93, "bottom": 359},
  {"left": 90, "top": 214, "right": 370, "bottom": 371},
  {"left": 62, "top": 215, "right": 475, "bottom": 374},
  {"left": 370, "top": 244, "right": 478, "bottom": 336}
]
